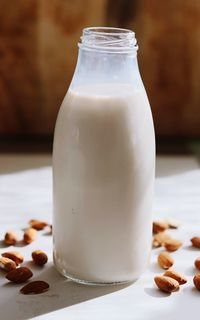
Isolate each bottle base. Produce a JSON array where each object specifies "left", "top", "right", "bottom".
[{"left": 54, "top": 260, "right": 134, "bottom": 286}]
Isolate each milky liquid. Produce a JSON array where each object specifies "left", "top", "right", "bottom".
[{"left": 53, "top": 84, "right": 155, "bottom": 284}]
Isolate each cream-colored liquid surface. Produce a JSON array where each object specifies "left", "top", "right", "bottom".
[{"left": 53, "top": 84, "right": 155, "bottom": 283}]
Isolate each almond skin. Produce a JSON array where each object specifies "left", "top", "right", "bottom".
[
  {"left": 6, "top": 267, "right": 33, "bottom": 283},
  {"left": 153, "top": 221, "right": 169, "bottom": 234},
  {"left": 28, "top": 219, "right": 48, "bottom": 231},
  {"left": 163, "top": 269, "right": 187, "bottom": 285},
  {"left": 4, "top": 231, "right": 18, "bottom": 245},
  {"left": 157, "top": 251, "right": 174, "bottom": 269},
  {"left": 164, "top": 239, "right": 182, "bottom": 252},
  {"left": 2, "top": 251, "right": 24, "bottom": 265},
  {"left": 152, "top": 232, "right": 172, "bottom": 248},
  {"left": 32, "top": 250, "right": 48, "bottom": 266},
  {"left": 20, "top": 280, "right": 49, "bottom": 294},
  {"left": 154, "top": 276, "right": 179, "bottom": 293},
  {"left": 191, "top": 237, "right": 200, "bottom": 249},
  {"left": 193, "top": 274, "right": 200, "bottom": 291},
  {"left": 23, "top": 228, "right": 37, "bottom": 244},
  {"left": 0, "top": 256, "right": 16, "bottom": 272},
  {"left": 194, "top": 257, "right": 200, "bottom": 270}
]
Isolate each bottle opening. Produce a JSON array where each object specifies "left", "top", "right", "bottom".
[{"left": 79, "top": 27, "right": 138, "bottom": 54}]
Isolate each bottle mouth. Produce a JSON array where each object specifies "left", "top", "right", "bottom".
[{"left": 79, "top": 27, "right": 138, "bottom": 54}]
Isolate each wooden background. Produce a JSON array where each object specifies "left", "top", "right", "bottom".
[{"left": 0, "top": 0, "right": 200, "bottom": 137}]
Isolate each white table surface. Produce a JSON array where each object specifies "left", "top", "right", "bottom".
[{"left": 0, "top": 154, "right": 200, "bottom": 320}]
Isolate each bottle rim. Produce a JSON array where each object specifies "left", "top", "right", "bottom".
[{"left": 79, "top": 27, "right": 138, "bottom": 54}]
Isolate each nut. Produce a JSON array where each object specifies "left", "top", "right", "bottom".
[
  {"left": 193, "top": 274, "right": 200, "bottom": 291},
  {"left": 0, "top": 256, "right": 16, "bottom": 272},
  {"left": 4, "top": 231, "right": 18, "bottom": 245},
  {"left": 163, "top": 269, "right": 187, "bottom": 285},
  {"left": 194, "top": 257, "right": 200, "bottom": 270},
  {"left": 153, "top": 221, "right": 169, "bottom": 234},
  {"left": 32, "top": 250, "right": 48, "bottom": 266},
  {"left": 23, "top": 228, "right": 37, "bottom": 244},
  {"left": 20, "top": 280, "right": 49, "bottom": 294},
  {"left": 157, "top": 251, "right": 174, "bottom": 269},
  {"left": 2, "top": 251, "right": 24, "bottom": 265},
  {"left": 28, "top": 219, "right": 48, "bottom": 231},
  {"left": 152, "top": 232, "right": 172, "bottom": 248},
  {"left": 154, "top": 276, "right": 179, "bottom": 293},
  {"left": 6, "top": 267, "right": 33, "bottom": 283},
  {"left": 164, "top": 239, "right": 182, "bottom": 252},
  {"left": 191, "top": 237, "right": 200, "bottom": 249},
  {"left": 165, "top": 218, "right": 181, "bottom": 229}
]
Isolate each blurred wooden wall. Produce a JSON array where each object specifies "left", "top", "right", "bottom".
[{"left": 0, "top": 0, "right": 200, "bottom": 137}]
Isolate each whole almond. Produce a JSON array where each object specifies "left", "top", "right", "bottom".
[
  {"left": 154, "top": 276, "right": 179, "bottom": 293},
  {"left": 153, "top": 221, "right": 169, "bottom": 234},
  {"left": 2, "top": 251, "right": 24, "bottom": 265},
  {"left": 153, "top": 232, "right": 172, "bottom": 248},
  {"left": 20, "top": 280, "right": 49, "bottom": 294},
  {"left": 163, "top": 269, "right": 187, "bottom": 285},
  {"left": 32, "top": 250, "right": 48, "bottom": 266},
  {"left": 193, "top": 274, "right": 200, "bottom": 291},
  {"left": 194, "top": 257, "right": 200, "bottom": 270},
  {"left": 6, "top": 267, "right": 33, "bottom": 283},
  {"left": 157, "top": 251, "right": 174, "bottom": 269},
  {"left": 23, "top": 228, "right": 37, "bottom": 244},
  {"left": 4, "top": 231, "right": 18, "bottom": 245},
  {"left": 164, "top": 239, "right": 182, "bottom": 252},
  {"left": 28, "top": 219, "right": 48, "bottom": 231},
  {"left": 191, "top": 237, "right": 200, "bottom": 249},
  {"left": 0, "top": 256, "right": 16, "bottom": 272}
]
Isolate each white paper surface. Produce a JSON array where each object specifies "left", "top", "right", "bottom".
[{"left": 0, "top": 155, "right": 199, "bottom": 320}]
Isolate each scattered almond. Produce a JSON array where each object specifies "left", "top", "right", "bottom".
[
  {"left": 193, "top": 274, "right": 200, "bottom": 291},
  {"left": 154, "top": 275, "right": 179, "bottom": 293},
  {"left": 191, "top": 237, "right": 200, "bottom": 249},
  {"left": 153, "top": 221, "right": 169, "bottom": 234},
  {"left": 0, "top": 256, "right": 16, "bottom": 272},
  {"left": 194, "top": 257, "right": 200, "bottom": 270},
  {"left": 6, "top": 267, "right": 33, "bottom": 283},
  {"left": 163, "top": 269, "right": 187, "bottom": 285},
  {"left": 28, "top": 219, "right": 48, "bottom": 231},
  {"left": 164, "top": 239, "right": 182, "bottom": 252},
  {"left": 152, "top": 232, "right": 172, "bottom": 248},
  {"left": 157, "top": 251, "right": 174, "bottom": 269},
  {"left": 2, "top": 251, "right": 24, "bottom": 266},
  {"left": 20, "top": 280, "right": 49, "bottom": 294},
  {"left": 32, "top": 250, "right": 48, "bottom": 266},
  {"left": 23, "top": 228, "right": 37, "bottom": 244},
  {"left": 4, "top": 231, "right": 18, "bottom": 245}
]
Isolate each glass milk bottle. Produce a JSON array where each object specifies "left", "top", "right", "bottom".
[{"left": 53, "top": 27, "right": 155, "bottom": 285}]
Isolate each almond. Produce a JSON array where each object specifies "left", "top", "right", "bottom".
[
  {"left": 20, "top": 280, "right": 49, "bottom": 294},
  {"left": 194, "top": 257, "right": 200, "bottom": 270},
  {"left": 32, "top": 250, "right": 48, "bottom": 266},
  {"left": 4, "top": 231, "right": 18, "bottom": 245},
  {"left": 23, "top": 228, "right": 37, "bottom": 244},
  {"left": 2, "top": 251, "right": 24, "bottom": 265},
  {"left": 191, "top": 237, "right": 200, "bottom": 249},
  {"left": 6, "top": 267, "right": 33, "bottom": 283},
  {"left": 0, "top": 256, "right": 16, "bottom": 272},
  {"left": 153, "top": 221, "right": 169, "bottom": 234},
  {"left": 152, "top": 232, "right": 172, "bottom": 248},
  {"left": 28, "top": 219, "right": 48, "bottom": 231},
  {"left": 157, "top": 251, "right": 174, "bottom": 269},
  {"left": 193, "top": 274, "right": 200, "bottom": 291},
  {"left": 154, "top": 276, "right": 179, "bottom": 293},
  {"left": 164, "top": 239, "right": 182, "bottom": 252},
  {"left": 163, "top": 269, "right": 187, "bottom": 285}
]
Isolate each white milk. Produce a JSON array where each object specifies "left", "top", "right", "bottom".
[{"left": 53, "top": 84, "right": 155, "bottom": 284}]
